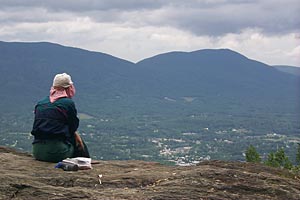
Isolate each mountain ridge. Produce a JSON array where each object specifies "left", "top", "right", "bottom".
[
  {"left": 137, "top": 48, "right": 250, "bottom": 65},
  {"left": 0, "top": 41, "right": 135, "bottom": 64},
  {"left": 273, "top": 65, "right": 300, "bottom": 76}
]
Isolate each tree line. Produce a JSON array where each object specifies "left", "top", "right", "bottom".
[{"left": 245, "top": 144, "right": 300, "bottom": 171}]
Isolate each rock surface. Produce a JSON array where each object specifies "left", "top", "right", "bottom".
[{"left": 1, "top": 146, "right": 300, "bottom": 200}]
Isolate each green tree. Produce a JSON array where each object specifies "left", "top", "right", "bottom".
[
  {"left": 265, "top": 148, "right": 292, "bottom": 170},
  {"left": 245, "top": 145, "right": 261, "bottom": 163},
  {"left": 265, "top": 152, "right": 279, "bottom": 167}
]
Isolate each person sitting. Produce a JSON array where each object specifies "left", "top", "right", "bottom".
[{"left": 31, "top": 73, "right": 90, "bottom": 162}]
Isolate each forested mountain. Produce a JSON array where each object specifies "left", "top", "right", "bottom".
[
  {"left": 0, "top": 41, "right": 299, "bottom": 163},
  {"left": 0, "top": 41, "right": 138, "bottom": 113},
  {"left": 137, "top": 49, "right": 299, "bottom": 114},
  {"left": 0, "top": 41, "right": 298, "bottom": 115}
]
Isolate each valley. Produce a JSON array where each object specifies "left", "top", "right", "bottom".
[
  {"left": 1, "top": 106, "right": 299, "bottom": 166},
  {"left": 0, "top": 41, "right": 299, "bottom": 166}
]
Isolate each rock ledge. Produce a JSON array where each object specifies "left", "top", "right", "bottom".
[{"left": 1, "top": 146, "right": 300, "bottom": 200}]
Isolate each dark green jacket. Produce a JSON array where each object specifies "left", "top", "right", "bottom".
[{"left": 31, "top": 97, "right": 79, "bottom": 145}]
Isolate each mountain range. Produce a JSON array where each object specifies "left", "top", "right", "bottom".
[
  {"left": 0, "top": 41, "right": 299, "bottom": 116},
  {"left": 1, "top": 41, "right": 300, "bottom": 163}
]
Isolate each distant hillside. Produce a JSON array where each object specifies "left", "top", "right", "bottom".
[
  {"left": 273, "top": 65, "right": 300, "bottom": 76},
  {"left": 1, "top": 41, "right": 300, "bottom": 163},
  {"left": 1, "top": 146, "right": 300, "bottom": 200},
  {"left": 137, "top": 49, "right": 299, "bottom": 113},
  {"left": 0, "top": 41, "right": 298, "bottom": 116},
  {"left": 0, "top": 41, "right": 139, "bottom": 113}
]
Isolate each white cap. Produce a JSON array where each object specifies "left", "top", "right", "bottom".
[{"left": 53, "top": 73, "right": 73, "bottom": 88}]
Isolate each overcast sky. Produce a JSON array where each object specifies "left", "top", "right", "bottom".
[{"left": 0, "top": 0, "right": 299, "bottom": 66}]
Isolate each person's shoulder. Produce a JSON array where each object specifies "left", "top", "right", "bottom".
[
  {"left": 55, "top": 97, "right": 75, "bottom": 106},
  {"left": 55, "top": 98, "right": 77, "bottom": 113}
]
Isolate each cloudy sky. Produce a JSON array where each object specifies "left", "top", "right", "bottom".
[{"left": 0, "top": 0, "right": 299, "bottom": 66}]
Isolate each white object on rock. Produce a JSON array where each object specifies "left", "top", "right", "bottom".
[{"left": 62, "top": 157, "right": 92, "bottom": 170}]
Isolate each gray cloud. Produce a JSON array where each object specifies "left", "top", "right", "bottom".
[
  {"left": 134, "top": 0, "right": 300, "bottom": 36},
  {"left": 0, "top": 0, "right": 299, "bottom": 66},
  {"left": 0, "top": 0, "right": 298, "bottom": 35},
  {"left": 0, "top": 0, "right": 164, "bottom": 12}
]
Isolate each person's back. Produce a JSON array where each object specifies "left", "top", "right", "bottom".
[{"left": 31, "top": 73, "right": 89, "bottom": 162}]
